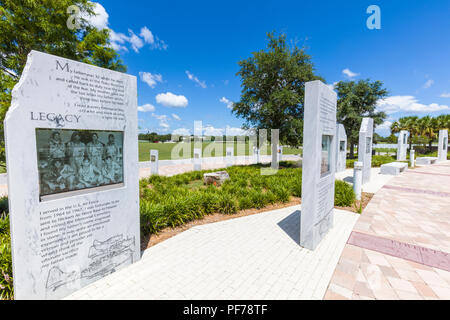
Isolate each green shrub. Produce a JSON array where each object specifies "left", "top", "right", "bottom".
[
  {"left": 217, "top": 194, "right": 238, "bottom": 215},
  {"left": 335, "top": 180, "right": 356, "bottom": 207},
  {"left": 0, "top": 212, "right": 13, "bottom": 300},
  {"left": 238, "top": 196, "right": 253, "bottom": 210}
]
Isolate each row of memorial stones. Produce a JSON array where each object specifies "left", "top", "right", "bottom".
[
  {"left": 148, "top": 146, "right": 285, "bottom": 175},
  {"left": 5, "top": 52, "right": 447, "bottom": 300},
  {"left": 395, "top": 129, "right": 448, "bottom": 164}
]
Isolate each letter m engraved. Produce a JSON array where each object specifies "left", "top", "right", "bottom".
[{"left": 56, "top": 60, "right": 69, "bottom": 72}]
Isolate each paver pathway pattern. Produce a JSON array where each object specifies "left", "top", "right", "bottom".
[
  {"left": 325, "top": 161, "right": 450, "bottom": 300},
  {"left": 66, "top": 207, "right": 358, "bottom": 300}
]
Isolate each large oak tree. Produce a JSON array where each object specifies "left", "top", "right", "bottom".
[
  {"left": 232, "top": 32, "right": 323, "bottom": 147},
  {"left": 335, "top": 80, "right": 388, "bottom": 158}
]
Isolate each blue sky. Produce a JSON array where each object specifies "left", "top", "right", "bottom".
[{"left": 88, "top": 0, "right": 450, "bottom": 137}]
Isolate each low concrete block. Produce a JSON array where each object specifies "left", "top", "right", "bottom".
[
  {"left": 416, "top": 157, "right": 438, "bottom": 165},
  {"left": 380, "top": 162, "right": 408, "bottom": 176}
]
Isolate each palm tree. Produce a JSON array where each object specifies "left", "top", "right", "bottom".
[
  {"left": 418, "top": 116, "right": 438, "bottom": 153},
  {"left": 390, "top": 116, "right": 419, "bottom": 150},
  {"left": 436, "top": 114, "right": 450, "bottom": 130}
]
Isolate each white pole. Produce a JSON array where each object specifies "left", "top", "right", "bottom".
[
  {"left": 353, "top": 161, "right": 363, "bottom": 201},
  {"left": 410, "top": 149, "right": 415, "bottom": 168}
]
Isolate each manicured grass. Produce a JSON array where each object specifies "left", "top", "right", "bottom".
[{"left": 138, "top": 141, "right": 302, "bottom": 161}]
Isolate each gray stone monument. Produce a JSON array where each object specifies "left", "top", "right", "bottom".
[
  {"left": 300, "top": 80, "right": 337, "bottom": 250},
  {"left": 150, "top": 149, "right": 159, "bottom": 175},
  {"left": 193, "top": 148, "right": 202, "bottom": 171},
  {"left": 438, "top": 129, "right": 448, "bottom": 162},
  {"left": 358, "top": 118, "right": 374, "bottom": 184},
  {"left": 226, "top": 147, "right": 234, "bottom": 167},
  {"left": 397, "top": 130, "right": 408, "bottom": 161},
  {"left": 336, "top": 124, "right": 347, "bottom": 173},
  {"left": 4, "top": 51, "right": 140, "bottom": 299}
]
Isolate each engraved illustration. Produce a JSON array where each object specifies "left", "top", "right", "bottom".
[{"left": 45, "top": 234, "right": 135, "bottom": 292}]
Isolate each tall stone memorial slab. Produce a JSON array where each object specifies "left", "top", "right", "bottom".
[
  {"left": 336, "top": 124, "right": 347, "bottom": 173},
  {"left": 358, "top": 118, "right": 374, "bottom": 184},
  {"left": 4, "top": 51, "right": 140, "bottom": 299},
  {"left": 397, "top": 130, "right": 408, "bottom": 161},
  {"left": 438, "top": 129, "right": 448, "bottom": 162},
  {"left": 300, "top": 80, "right": 337, "bottom": 250}
]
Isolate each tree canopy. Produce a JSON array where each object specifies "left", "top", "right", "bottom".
[
  {"left": 335, "top": 79, "right": 388, "bottom": 158},
  {"left": 391, "top": 114, "right": 450, "bottom": 152},
  {"left": 232, "top": 32, "right": 323, "bottom": 147},
  {"left": 0, "top": 0, "right": 127, "bottom": 161}
]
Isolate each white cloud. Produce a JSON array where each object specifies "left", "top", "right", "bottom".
[
  {"left": 202, "top": 125, "right": 249, "bottom": 136},
  {"left": 220, "top": 97, "right": 234, "bottom": 109},
  {"left": 186, "top": 71, "right": 207, "bottom": 89},
  {"left": 378, "top": 120, "right": 393, "bottom": 130},
  {"left": 127, "top": 29, "right": 144, "bottom": 53},
  {"left": 139, "top": 26, "right": 167, "bottom": 50},
  {"left": 140, "top": 27, "right": 154, "bottom": 44},
  {"left": 83, "top": 2, "right": 109, "bottom": 29},
  {"left": 342, "top": 68, "right": 360, "bottom": 78},
  {"left": 374, "top": 120, "right": 393, "bottom": 136},
  {"left": 376, "top": 96, "right": 450, "bottom": 114},
  {"left": 325, "top": 82, "right": 338, "bottom": 91},
  {"left": 156, "top": 92, "right": 188, "bottom": 108},
  {"left": 151, "top": 113, "right": 170, "bottom": 130},
  {"left": 423, "top": 79, "right": 434, "bottom": 89},
  {"left": 139, "top": 72, "right": 163, "bottom": 88},
  {"left": 137, "top": 104, "right": 156, "bottom": 112},
  {"left": 172, "top": 128, "right": 191, "bottom": 136},
  {"left": 439, "top": 92, "right": 450, "bottom": 98},
  {"left": 83, "top": 4, "right": 166, "bottom": 53},
  {"left": 172, "top": 113, "right": 181, "bottom": 121}
]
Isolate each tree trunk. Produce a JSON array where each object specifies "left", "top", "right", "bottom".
[
  {"left": 428, "top": 140, "right": 433, "bottom": 153},
  {"left": 409, "top": 131, "right": 413, "bottom": 150},
  {"left": 350, "top": 142, "right": 355, "bottom": 159}
]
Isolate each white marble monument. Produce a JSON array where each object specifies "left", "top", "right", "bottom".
[
  {"left": 150, "top": 149, "right": 159, "bottom": 175},
  {"left": 336, "top": 124, "right": 347, "bottom": 173},
  {"left": 438, "top": 129, "right": 448, "bottom": 162},
  {"left": 4, "top": 51, "right": 140, "bottom": 299},
  {"left": 193, "top": 148, "right": 202, "bottom": 171},
  {"left": 397, "top": 130, "right": 408, "bottom": 161},
  {"left": 358, "top": 118, "right": 374, "bottom": 184},
  {"left": 300, "top": 80, "right": 337, "bottom": 250}
]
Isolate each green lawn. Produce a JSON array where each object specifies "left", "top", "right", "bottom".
[{"left": 138, "top": 141, "right": 302, "bottom": 161}]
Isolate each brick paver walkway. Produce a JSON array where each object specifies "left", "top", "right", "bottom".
[
  {"left": 324, "top": 161, "right": 450, "bottom": 300},
  {"left": 66, "top": 207, "right": 358, "bottom": 300}
]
